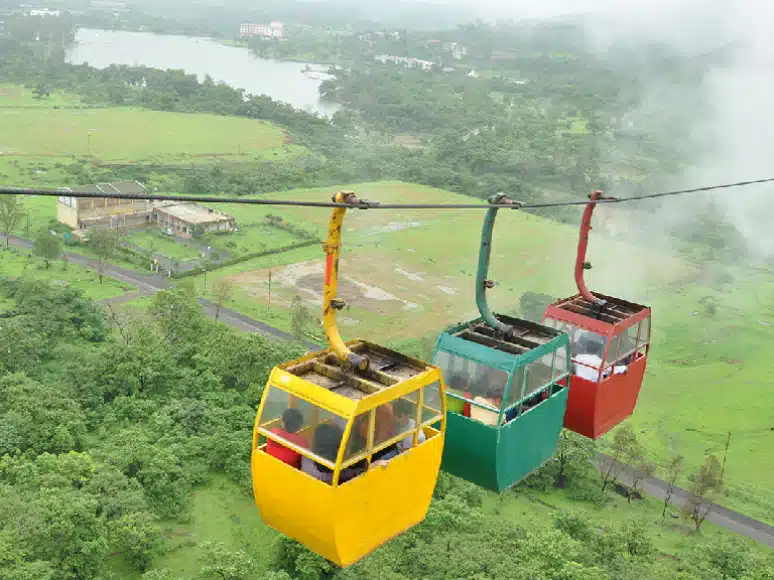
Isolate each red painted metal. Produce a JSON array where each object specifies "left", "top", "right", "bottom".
[
  {"left": 575, "top": 190, "right": 604, "bottom": 305},
  {"left": 546, "top": 186, "right": 654, "bottom": 442}
]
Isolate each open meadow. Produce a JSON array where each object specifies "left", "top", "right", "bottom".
[
  {"left": 0, "top": 247, "right": 134, "bottom": 301},
  {"left": 0, "top": 84, "right": 305, "bottom": 166},
  {"left": 176, "top": 181, "right": 774, "bottom": 524}
]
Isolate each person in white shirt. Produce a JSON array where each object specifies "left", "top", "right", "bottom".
[
  {"left": 573, "top": 339, "right": 628, "bottom": 382},
  {"left": 394, "top": 399, "right": 427, "bottom": 451}
]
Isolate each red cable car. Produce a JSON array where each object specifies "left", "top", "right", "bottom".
[{"left": 541, "top": 190, "right": 652, "bottom": 439}]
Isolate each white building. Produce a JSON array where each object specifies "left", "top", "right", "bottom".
[
  {"left": 29, "top": 8, "right": 61, "bottom": 17},
  {"left": 240, "top": 21, "right": 284, "bottom": 39}
]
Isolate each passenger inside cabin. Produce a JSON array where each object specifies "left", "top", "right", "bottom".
[
  {"left": 266, "top": 408, "right": 308, "bottom": 468},
  {"left": 573, "top": 339, "right": 627, "bottom": 381},
  {"left": 302, "top": 423, "right": 389, "bottom": 485},
  {"left": 394, "top": 398, "right": 426, "bottom": 452},
  {"left": 470, "top": 385, "right": 504, "bottom": 426},
  {"left": 445, "top": 371, "right": 472, "bottom": 417}
]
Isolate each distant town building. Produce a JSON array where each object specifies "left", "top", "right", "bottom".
[
  {"left": 28, "top": 8, "right": 61, "bottom": 17},
  {"left": 56, "top": 181, "right": 237, "bottom": 237},
  {"left": 57, "top": 181, "right": 151, "bottom": 230},
  {"left": 152, "top": 202, "right": 236, "bottom": 237},
  {"left": 239, "top": 21, "right": 284, "bottom": 39},
  {"left": 374, "top": 54, "right": 435, "bottom": 71}
]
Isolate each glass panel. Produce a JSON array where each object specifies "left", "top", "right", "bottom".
[
  {"left": 345, "top": 411, "right": 371, "bottom": 462},
  {"left": 421, "top": 381, "right": 444, "bottom": 425},
  {"left": 523, "top": 352, "right": 554, "bottom": 400},
  {"left": 393, "top": 394, "right": 427, "bottom": 451},
  {"left": 553, "top": 345, "right": 569, "bottom": 381},
  {"left": 259, "top": 386, "right": 344, "bottom": 458},
  {"left": 603, "top": 334, "right": 622, "bottom": 371},
  {"left": 639, "top": 316, "right": 651, "bottom": 345},
  {"left": 543, "top": 318, "right": 606, "bottom": 359},
  {"left": 616, "top": 322, "right": 640, "bottom": 365},
  {"left": 505, "top": 366, "right": 526, "bottom": 408},
  {"left": 434, "top": 350, "right": 508, "bottom": 410}
]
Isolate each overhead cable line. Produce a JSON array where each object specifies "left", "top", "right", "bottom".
[{"left": 0, "top": 177, "right": 772, "bottom": 210}]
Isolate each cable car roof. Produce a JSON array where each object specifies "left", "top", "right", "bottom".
[
  {"left": 274, "top": 339, "right": 441, "bottom": 417},
  {"left": 437, "top": 315, "right": 570, "bottom": 372},
  {"left": 546, "top": 292, "right": 651, "bottom": 334}
]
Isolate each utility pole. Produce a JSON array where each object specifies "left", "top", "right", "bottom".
[
  {"left": 25, "top": 210, "right": 29, "bottom": 236},
  {"left": 267, "top": 270, "right": 272, "bottom": 311}
]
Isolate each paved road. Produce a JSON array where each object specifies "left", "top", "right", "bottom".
[
  {"left": 7, "top": 235, "right": 314, "bottom": 346},
  {"left": 597, "top": 455, "right": 774, "bottom": 548},
  {"left": 5, "top": 234, "right": 773, "bottom": 547}
]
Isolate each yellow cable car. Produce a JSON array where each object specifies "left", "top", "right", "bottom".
[{"left": 251, "top": 191, "right": 447, "bottom": 568}]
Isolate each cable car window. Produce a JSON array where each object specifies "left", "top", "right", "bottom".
[
  {"left": 433, "top": 350, "right": 507, "bottom": 405},
  {"left": 544, "top": 318, "right": 606, "bottom": 359},
  {"left": 420, "top": 381, "right": 444, "bottom": 427},
  {"left": 259, "top": 385, "right": 343, "bottom": 455},
  {"left": 604, "top": 334, "right": 623, "bottom": 371},
  {"left": 639, "top": 317, "right": 651, "bottom": 345},
  {"left": 522, "top": 352, "right": 554, "bottom": 400},
  {"left": 505, "top": 366, "right": 526, "bottom": 408},
  {"left": 553, "top": 345, "right": 569, "bottom": 382},
  {"left": 617, "top": 323, "right": 639, "bottom": 364}
]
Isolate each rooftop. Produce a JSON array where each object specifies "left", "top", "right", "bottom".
[
  {"left": 59, "top": 180, "right": 147, "bottom": 195},
  {"left": 153, "top": 202, "right": 234, "bottom": 225}
]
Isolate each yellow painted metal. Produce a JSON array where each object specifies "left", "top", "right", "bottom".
[
  {"left": 322, "top": 191, "right": 369, "bottom": 371},
  {"left": 252, "top": 188, "right": 447, "bottom": 566},
  {"left": 251, "top": 425, "right": 444, "bottom": 567}
]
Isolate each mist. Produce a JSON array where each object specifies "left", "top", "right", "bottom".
[
  {"left": 587, "top": 1, "right": 774, "bottom": 263},
  {"left": 437, "top": 0, "right": 774, "bottom": 262}
]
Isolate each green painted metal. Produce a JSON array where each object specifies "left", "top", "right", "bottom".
[
  {"left": 475, "top": 193, "right": 511, "bottom": 336},
  {"left": 432, "top": 317, "right": 571, "bottom": 492}
]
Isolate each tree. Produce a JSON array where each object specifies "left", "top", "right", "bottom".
[
  {"left": 682, "top": 455, "right": 723, "bottom": 531},
  {"left": 198, "top": 542, "right": 258, "bottom": 580},
  {"left": 662, "top": 455, "right": 684, "bottom": 517},
  {"left": 0, "top": 194, "right": 23, "bottom": 249},
  {"left": 599, "top": 425, "right": 641, "bottom": 492},
  {"left": 554, "top": 430, "right": 597, "bottom": 488},
  {"left": 629, "top": 459, "right": 657, "bottom": 503},
  {"left": 33, "top": 84, "right": 51, "bottom": 99},
  {"left": 33, "top": 228, "right": 62, "bottom": 269},
  {"left": 110, "top": 512, "right": 164, "bottom": 572},
  {"left": 89, "top": 228, "right": 120, "bottom": 284},
  {"left": 212, "top": 279, "right": 234, "bottom": 321}
]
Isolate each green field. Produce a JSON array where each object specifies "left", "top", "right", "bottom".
[
  {"left": 0, "top": 94, "right": 288, "bottom": 161},
  {"left": 178, "top": 181, "right": 774, "bottom": 524},
  {"left": 0, "top": 83, "right": 83, "bottom": 108},
  {"left": 125, "top": 230, "right": 204, "bottom": 261},
  {"left": 0, "top": 247, "right": 134, "bottom": 301}
]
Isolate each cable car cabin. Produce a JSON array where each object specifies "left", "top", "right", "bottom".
[
  {"left": 432, "top": 315, "right": 570, "bottom": 492},
  {"left": 543, "top": 294, "right": 651, "bottom": 439},
  {"left": 251, "top": 342, "right": 445, "bottom": 567},
  {"left": 251, "top": 191, "right": 446, "bottom": 568},
  {"left": 542, "top": 190, "right": 652, "bottom": 440},
  {"left": 428, "top": 193, "right": 569, "bottom": 492}
]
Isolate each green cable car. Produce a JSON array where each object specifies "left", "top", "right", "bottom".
[{"left": 431, "top": 194, "right": 571, "bottom": 492}]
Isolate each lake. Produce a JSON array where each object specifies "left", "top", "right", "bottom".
[{"left": 66, "top": 28, "right": 340, "bottom": 117}]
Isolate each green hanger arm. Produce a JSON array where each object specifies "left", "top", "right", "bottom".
[{"left": 475, "top": 193, "right": 522, "bottom": 335}]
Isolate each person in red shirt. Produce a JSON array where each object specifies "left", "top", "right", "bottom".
[{"left": 266, "top": 408, "right": 308, "bottom": 468}]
